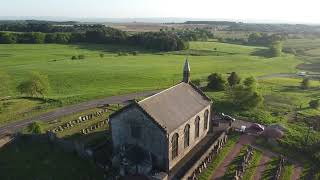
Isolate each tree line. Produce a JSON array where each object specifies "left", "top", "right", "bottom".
[
  {"left": 0, "top": 27, "right": 189, "bottom": 51},
  {"left": 0, "top": 22, "right": 102, "bottom": 33}
]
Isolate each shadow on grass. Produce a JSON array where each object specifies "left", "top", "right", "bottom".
[
  {"left": 19, "top": 96, "right": 63, "bottom": 107},
  {"left": 73, "top": 43, "right": 158, "bottom": 54},
  {"left": 170, "top": 49, "right": 237, "bottom": 56},
  {"left": 0, "top": 133, "right": 107, "bottom": 180},
  {"left": 251, "top": 48, "right": 273, "bottom": 58}
]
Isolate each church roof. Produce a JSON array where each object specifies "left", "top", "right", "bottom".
[{"left": 138, "top": 82, "right": 212, "bottom": 133}]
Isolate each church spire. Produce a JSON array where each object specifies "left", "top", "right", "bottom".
[{"left": 183, "top": 58, "right": 190, "bottom": 83}]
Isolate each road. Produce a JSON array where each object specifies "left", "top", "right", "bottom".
[
  {"left": 0, "top": 90, "right": 160, "bottom": 136},
  {"left": 0, "top": 72, "right": 308, "bottom": 136}
]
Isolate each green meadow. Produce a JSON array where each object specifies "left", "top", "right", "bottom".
[{"left": 0, "top": 41, "right": 301, "bottom": 124}]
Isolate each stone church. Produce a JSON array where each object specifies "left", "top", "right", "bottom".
[{"left": 109, "top": 59, "right": 213, "bottom": 179}]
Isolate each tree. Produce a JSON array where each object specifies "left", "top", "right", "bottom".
[
  {"left": 309, "top": 99, "right": 319, "bottom": 109},
  {"left": 227, "top": 81, "right": 263, "bottom": 110},
  {"left": 27, "top": 121, "right": 43, "bottom": 134},
  {"left": 207, "top": 73, "right": 226, "bottom": 91},
  {"left": 269, "top": 41, "right": 282, "bottom": 57},
  {"left": 0, "top": 32, "right": 16, "bottom": 44},
  {"left": 0, "top": 71, "right": 11, "bottom": 97},
  {"left": 301, "top": 78, "right": 311, "bottom": 89},
  {"left": 227, "top": 72, "right": 241, "bottom": 87},
  {"left": 17, "top": 72, "right": 50, "bottom": 97},
  {"left": 243, "top": 76, "right": 257, "bottom": 90}
]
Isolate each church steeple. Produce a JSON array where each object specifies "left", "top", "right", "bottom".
[{"left": 183, "top": 58, "right": 190, "bottom": 83}]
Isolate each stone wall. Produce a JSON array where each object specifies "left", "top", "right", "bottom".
[
  {"left": 47, "top": 131, "right": 90, "bottom": 159},
  {"left": 180, "top": 131, "right": 229, "bottom": 180},
  {"left": 110, "top": 105, "right": 168, "bottom": 171},
  {"left": 0, "top": 134, "right": 14, "bottom": 148},
  {"left": 168, "top": 105, "right": 211, "bottom": 170}
]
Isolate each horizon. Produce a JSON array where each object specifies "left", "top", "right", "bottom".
[
  {"left": 1, "top": 0, "right": 320, "bottom": 24},
  {"left": 1, "top": 16, "right": 320, "bottom": 25}
]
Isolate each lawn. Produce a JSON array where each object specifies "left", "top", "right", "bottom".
[
  {"left": 284, "top": 38, "right": 320, "bottom": 72},
  {"left": 0, "top": 42, "right": 301, "bottom": 125}
]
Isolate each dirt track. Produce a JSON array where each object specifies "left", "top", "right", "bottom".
[{"left": 210, "top": 135, "right": 255, "bottom": 180}]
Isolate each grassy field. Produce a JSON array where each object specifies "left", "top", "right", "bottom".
[
  {"left": 284, "top": 38, "right": 320, "bottom": 72},
  {"left": 0, "top": 42, "right": 301, "bottom": 125}
]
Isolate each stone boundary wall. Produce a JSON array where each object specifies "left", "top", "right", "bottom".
[
  {"left": 180, "top": 130, "right": 229, "bottom": 180},
  {"left": 0, "top": 134, "right": 14, "bottom": 148},
  {"left": 47, "top": 131, "right": 90, "bottom": 159}
]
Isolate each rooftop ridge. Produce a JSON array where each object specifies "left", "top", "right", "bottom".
[{"left": 138, "top": 82, "right": 184, "bottom": 104}]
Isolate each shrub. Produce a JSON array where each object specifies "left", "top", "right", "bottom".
[
  {"left": 207, "top": 73, "right": 226, "bottom": 91},
  {"left": 227, "top": 72, "right": 241, "bottom": 87},
  {"left": 99, "top": 53, "right": 104, "bottom": 58},
  {"left": 71, "top": 56, "right": 78, "bottom": 60},
  {"left": 269, "top": 41, "right": 282, "bottom": 57},
  {"left": 309, "top": 99, "right": 320, "bottom": 109},
  {"left": 118, "top": 52, "right": 129, "bottom": 56},
  {"left": 243, "top": 76, "right": 257, "bottom": 90},
  {"left": 131, "top": 51, "right": 138, "bottom": 56},
  {"left": 27, "top": 121, "right": 43, "bottom": 134},
  {"left": 301, "top": 78, "right": 310, "bottom": 89},
  {"left": 17, "top": 71, "right": 50, "bottom": 97}
]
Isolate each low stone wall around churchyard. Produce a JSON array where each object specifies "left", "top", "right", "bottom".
[
  {"left": 0, "top": 134, "right": 14, "bottom": 148},
  {"left": 181, "top": 130, "right": 229, "bottom": 180}
]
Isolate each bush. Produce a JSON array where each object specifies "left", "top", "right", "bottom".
[
  {"left": 243, "top": 76, "right": 257, "bottom": 90},
  {"left": 99, "top": 53, "right": 104, "bottom": 58},
  {"left": 71, "top": 56, "right": 78, "bottom": 60},
  {"left": 269, "top": 41, "right": 282, "bottom": 57},
  {"left": 309, "top": 99, "right": 320, "bottom": 109},
  {"left": 118, "top": 52, "right": 129, "bottom": 56},
  {"left": 17, "top": 71, "right": 50, "bottom": 97},
  {"left": 207, "top": 73, "right": 226, "bottom": 91},
  {"left": 27, "top": 121, "right": 43, "bottom": 134},
  {"left": 131, "top": 51, "right": 138, "bottom": 56},
  {"left": 301, "top": 78, "right": 311, "bottom": 89},
  {"left": 227, "top": 72, "right": 241, "bottom": 87}
]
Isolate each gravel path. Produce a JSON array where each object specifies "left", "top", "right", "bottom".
[
  {"left": 0, "top": 90, "right": 160, "bottom": 136},
  {"left": 211, "top": 135, "right": 255, "bottom": 180},
  {"left": 252, "top": 154, "right": 271, "bottom": 180},
  {"left": 291, "top": 164, "right": 303, "bottom": 180}
]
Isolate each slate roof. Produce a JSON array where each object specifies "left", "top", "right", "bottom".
[{"left": 138, "top": 82, "right": 212, "bottom": 133}]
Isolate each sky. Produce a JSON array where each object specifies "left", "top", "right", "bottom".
[{"left": 1, "top": 0, "right": 320, "bottom": 24}]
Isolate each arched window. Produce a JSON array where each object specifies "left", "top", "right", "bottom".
[
  {"left": 195, "top": 116, "right": 200, "bottom": 138},
  {"left": 171, "top": 133, "right": 179, "bottom": 159},
  {"left": 184, "top": 124, "right": 190, "bottom": 148},
  {"left": 204, "top": 110, "right": 209, "bottom": 130}
]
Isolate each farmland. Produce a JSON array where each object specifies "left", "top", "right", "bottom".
[{"left": 0, "top": 41, "right": 300, "bottom": 125}]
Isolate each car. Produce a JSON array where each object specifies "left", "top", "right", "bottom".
[
  {"left": 221, "top": 113, "right": 236, "bottom": 122},
  {"left": 297, "top": 72, "right": 306, "bottom": 77},
  {"left": 248, "top": 123, "right": 265, "bottom": 132}
]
